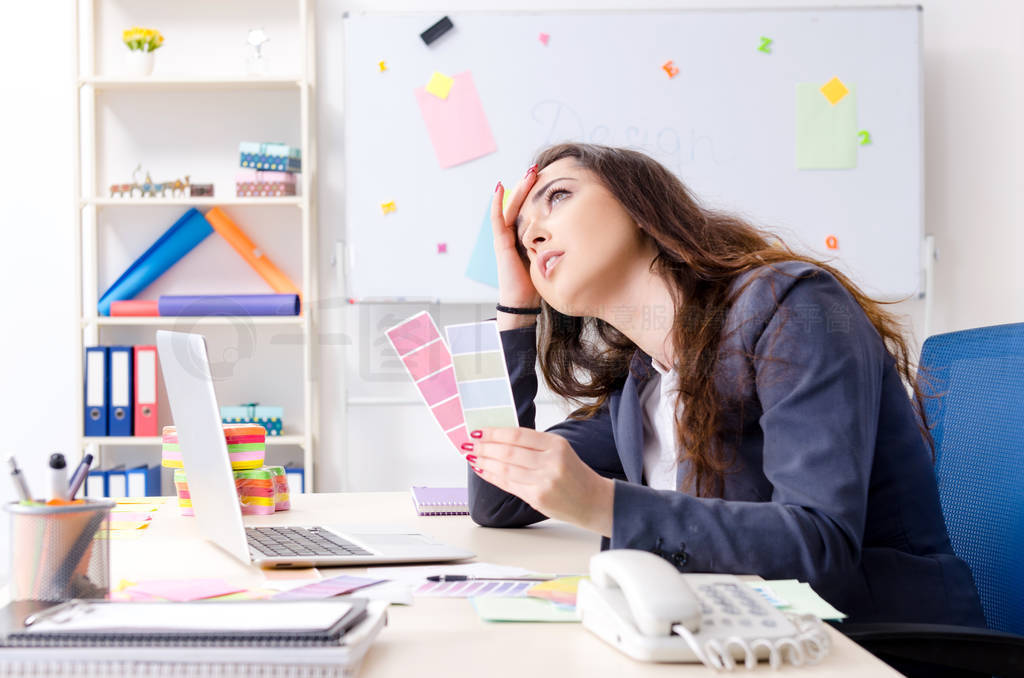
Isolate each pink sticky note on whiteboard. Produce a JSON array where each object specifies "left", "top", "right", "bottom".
[{"left": 414, "top": 71, "right": 497, "bottom": 169}]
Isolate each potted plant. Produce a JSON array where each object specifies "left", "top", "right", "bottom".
[{"left": 122, "top": 27, "right": 164, "bottom": 76}]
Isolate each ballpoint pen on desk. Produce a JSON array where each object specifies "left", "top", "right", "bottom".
[
  {"left": 425, "top": 575, "right": 559, "bottom": 583},
  {"left": 7, "top": 456, "right": 33, "bottom": 502},
  {"left": 67, "top": 453, "right": 94, "bottom": 499}
]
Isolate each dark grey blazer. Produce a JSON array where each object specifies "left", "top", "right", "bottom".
[{"left": 468, "top": 261, "right": 985, "bottom": 626}]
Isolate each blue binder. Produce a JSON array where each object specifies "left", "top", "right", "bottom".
[
  {"left": 284, "top": 465, "right": 305, "bottom": 493},
  {"left": 126, "top": 465, "right": 161, "bottom": 497},
  {"left": 84, "top": 346, "right": 109, "bottom": 437},
  {"left": 108, "top": 346, "right": 134, "bottom": 436},
  {"left": 85, "top": 469, "right": 108, "bottom": 498},
  {"left": 106, "top": 466, "right": 128, "bottom": 498},
  {"left": 97, "top": 208, "right": 213, "bottom": 316}
]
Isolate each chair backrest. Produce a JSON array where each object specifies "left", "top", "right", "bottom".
[{"left": 918, "top": 322, "right": 1024, "bottom": 634}]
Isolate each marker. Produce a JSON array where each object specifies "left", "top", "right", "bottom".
[
  {"left": 48, "top": 453, "right": 68, "bottom": 502},
  {"left": 425, "top": 575, "right": 557, "bottom": 583},
  {"left": 67, "top": 453, "right": 94, "bottom": 499},
  {"left": 7, "top": 456, "right": 33, "bottom": 502}
]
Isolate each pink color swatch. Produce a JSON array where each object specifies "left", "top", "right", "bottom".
[
  {"left": 419, "top": 367, "right": 457, "bottom": 406},
  {"left": 414, "top": 71, "right": 497, "bottom": 169},
  {"left": 446, "top": 426, "right": 471, "bottom": 450},
  {"left": 386, "top": 312, "right": 440, "bottom": 356},
  {"left": 385, "top": 311, "right": 468, "bottom": 454},
  {"left": 432, "top": 397, "right": 465, "bottom": 430},
  {"left": 402, "top": 339, "right": 451, "bottom": 381}
]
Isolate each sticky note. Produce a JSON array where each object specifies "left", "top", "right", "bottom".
[
  {"left": 539, "top": 32, "right": 550, "bottom": 46},
  {"left": 796, "top": 82, "right": 857, "bottom": 170},
  {"left": 526, "top": 576, "right": 585, "bottom": 607},
  {"left": 445, "top": 321, "right": 518, "bottom": 432},
  {"left": 414, "top": 70, "right": 497, "bottom": 169},
  {"left": 471, "top": 596, "right": 580, "bottom": 622},
  {"left": 820, "top": 76, "right": 849, "bottom": 105},
  {"left": 425, "top": 71, "right": 455, "bottom": 100},
  {"left": 662, "top": 60, "right": 679, "bottom": 78},
  {"left": 385, "top": 312, "right": 467, "bottom": 453},
  {"left": 381, "top": 201, "right": 396, "bottom": 214},
  {"left": 466, "top": 203, "right": 499, "bottom": 288}
]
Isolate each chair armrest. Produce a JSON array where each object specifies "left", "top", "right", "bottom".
[{"left": 836, "top": 622, "right": 1024, "bottom": 676}]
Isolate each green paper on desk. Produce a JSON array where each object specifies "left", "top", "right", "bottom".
[
  {"left": 471, "top": 596, "right": 580, "bottom": 623},
  {"left": 753, "top": 580, "right": 847, "bottom": 620}
]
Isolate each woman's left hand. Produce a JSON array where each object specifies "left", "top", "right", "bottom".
[{"left": 464, "top": 427, "right": 615, "bottom": 537}]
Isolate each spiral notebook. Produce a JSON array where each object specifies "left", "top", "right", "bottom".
[
  {"left": 410, "top": 486, "right": 469, "bottom": 516},
  {"left": 0, "top": 599, "right": 387, "bottom": 678}
]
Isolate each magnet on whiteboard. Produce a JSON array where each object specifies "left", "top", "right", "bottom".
[
  {"left": 437, "top": 243, "right": 448, "bottom": 254},
  {"left": 662, "top": 60, "right": 679, "bottom": 78},
  {"left": 378, "top": 60, "right": 387, "bottom": 72},
  {"left": 539, "top": 33, "right": 550, "bottom": 46},
  {"left": 825, "top": 235, "right": 839, "bottom": 250},
  {"left": 381, "top": 201, "right": 396, "bottom": 214}
]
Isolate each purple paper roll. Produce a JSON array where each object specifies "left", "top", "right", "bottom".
[{"left": 158, "top": 294, "right": 300, "bottom": 316}]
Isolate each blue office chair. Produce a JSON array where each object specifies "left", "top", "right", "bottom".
[{"left": 842, "top": 322, "right": 1024, "bottom": 676}]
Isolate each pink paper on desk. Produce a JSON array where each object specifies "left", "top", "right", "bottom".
[
  {"left": 123, "top": 578, "right": 246, "bottom": 602},
  {"left": 414, "top": 70, "right": 497, "bottom": 168}
]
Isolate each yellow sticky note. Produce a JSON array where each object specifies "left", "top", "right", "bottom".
[
  {"left": 380, "top": 200, "right": 396, "bottom": 214},
  {"left": 425, "top": 71, "right": 455, "bottom": 100},
  {"left": 820, "top": 76, "right": 849, "bottom": 105},
  {"left": 108, "top": 520, "right": 150, "bottom": 531}
]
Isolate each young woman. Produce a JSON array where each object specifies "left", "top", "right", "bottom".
[{"left": 461, "top": 142, "right": 984, "bottom": 626}]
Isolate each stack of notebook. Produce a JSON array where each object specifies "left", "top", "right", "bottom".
[
  {"left": 0, "top": 598, "right": 386, "bottom": 677},
  {"left": 410, "top": 486, "right": 469, "bottom": 516}
]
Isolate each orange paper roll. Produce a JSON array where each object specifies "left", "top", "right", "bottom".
[{"left": 204, "top": 207, "right": 300, "bottom": 297}]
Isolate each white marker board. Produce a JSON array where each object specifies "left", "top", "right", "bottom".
[{"left": 343, "top": 7, "right": 922, "bottom": 302}]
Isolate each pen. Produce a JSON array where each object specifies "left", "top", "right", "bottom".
[
  {"left": 66, "top": 453, "right": 94, "bottom": 499},
  {"left": 48, "top": 453, "right": 68, "bottom": 502},
  {"left": 425, "top": 575, "right": 558, "bottom": 583},
  {"left": 7, "top": 456, "right": 33, "bottom": 502}
]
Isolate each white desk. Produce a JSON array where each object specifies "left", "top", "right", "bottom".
[{"left": 111, "top": 492, "right": 901, "bottom": 677}]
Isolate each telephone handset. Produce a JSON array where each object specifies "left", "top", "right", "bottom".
[{"left": 577, "top": 549, "right": 831, "bottom": 671}]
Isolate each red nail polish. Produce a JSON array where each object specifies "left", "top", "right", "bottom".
[
  {"left": 470, "top": 430, "right": 483, "bottom": 439},
  {"left": 466, "top": 455, "right": 478, "bottom": 463},
  {"left": 494, "top": 181, "right": 502, "bottom": 193},
  {"left": 472, "top": 466, "right": 484, "bottom": 474},
  {"left": 461, "top": 442, "right": 474, "bottom": 452},
  {"left": 524, "top": 164, "right": 538, "bottom": 178}
]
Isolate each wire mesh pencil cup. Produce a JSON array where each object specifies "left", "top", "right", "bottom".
[{"left": 5, "top": 499, "right": 115, "bottom": 601}]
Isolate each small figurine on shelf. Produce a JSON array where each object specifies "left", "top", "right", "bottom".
[
  {"left": 189, "top": 183, "right": 214, "bottom": 197},
  {"left": 122, "top": 26, "right": 164, "bottom": 77},
  {"left": 246, "top": 28, "right": 270, "bottom": 75},
  {"left": 108, "top": 165, "right": 205, "bottom": 200}
]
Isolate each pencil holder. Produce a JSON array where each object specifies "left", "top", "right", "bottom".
[{"left": 4, "top": 499, "right": 115, "bottom": 602}]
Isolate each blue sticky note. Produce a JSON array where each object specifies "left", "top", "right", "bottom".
[{"left": 465, "top": 204, "right": 499, "bottom": 288}]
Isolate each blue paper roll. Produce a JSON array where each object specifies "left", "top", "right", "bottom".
[
  {"left": 158, "top": 294, "right": 300, "bottom": 316},
  {"left": 97, "top": 208, "right": 213, "bottom": 316}
]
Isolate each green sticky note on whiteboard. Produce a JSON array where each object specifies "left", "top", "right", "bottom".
[{"left": 795, "top": 83, "right": 858, "bottom": 170}]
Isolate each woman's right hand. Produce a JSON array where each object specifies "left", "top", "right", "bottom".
[{"left": 492, "top": 165, "right": 541, "bottom": 329}]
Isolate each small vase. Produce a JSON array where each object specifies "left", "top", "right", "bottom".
[{"left": 124, "top": 49, "right": 155, "bottom": 77}]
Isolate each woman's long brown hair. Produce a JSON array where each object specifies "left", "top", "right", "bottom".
[{"left": 530, "top": 143, "right": 929, "bottom": 498}]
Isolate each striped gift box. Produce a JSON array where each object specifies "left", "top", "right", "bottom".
[
  {"left": 234, "top": 468, "right": 276, "bottom": 515},
  {"left": 266, "top": 465, "right": 291, "bottom": 511},
  {"left": 162, "top": 424, "right": 266, "bottom": 470}
]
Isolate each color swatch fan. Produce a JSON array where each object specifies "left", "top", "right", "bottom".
[
  {"left": 444, "top": 321, "right": 518, "bottom": 432},
  {"left": 385, "top": 312, "right": 470, "bottom": 452}
]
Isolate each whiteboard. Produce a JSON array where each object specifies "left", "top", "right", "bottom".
[{"left": 343, "top": 8, "right": 922, "bottom": 302}]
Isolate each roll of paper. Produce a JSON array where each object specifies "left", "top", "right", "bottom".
[
  {"left": 204, "top": 207, "right": 300, "bottom": 296},
  {"left": 97, "top": 208, "right": 213, "bottom": 316},
  {"left": 157, "top": 294, "right": 300, "bottom": 316},
  {"left": 110, "top": 300, "right": 160, "bottom": 316}
]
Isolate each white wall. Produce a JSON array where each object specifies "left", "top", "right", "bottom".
[{"left": 0, "top": 0, "right": 1020, "bottom": 576}]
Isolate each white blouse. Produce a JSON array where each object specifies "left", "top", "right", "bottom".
[{"left": 639, "top": 358, "right": 682, "bottom": 491}]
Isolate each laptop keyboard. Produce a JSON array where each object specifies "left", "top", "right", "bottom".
[{"left": 246, "top": 526, "right": 373, "bottom": 558}]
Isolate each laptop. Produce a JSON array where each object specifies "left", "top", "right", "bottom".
[{"left": 155, "top": 330, "right": 474, "bottom": 568}]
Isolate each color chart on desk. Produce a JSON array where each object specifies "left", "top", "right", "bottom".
[
  {"left": 444, "top": 321, "right": 518, "bottom": 432},
  {"left": 385, "top": 311, "right": 469, "bottom": 452}
]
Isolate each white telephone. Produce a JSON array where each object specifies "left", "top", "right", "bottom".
[{"left": 577, "top": 550, "right": 831, "bottom": 671}]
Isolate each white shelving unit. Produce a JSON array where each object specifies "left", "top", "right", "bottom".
[{"left": 73, "top": 0, "right": 318, "bottom": 491}]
